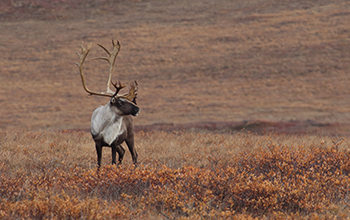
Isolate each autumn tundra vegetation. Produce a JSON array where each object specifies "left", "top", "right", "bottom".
[
  {"left": 1, "top": 0, "right": 350, "bottom": 219},
  {"left": 1, "top": 129, "right": 350, "bottom": 219}
]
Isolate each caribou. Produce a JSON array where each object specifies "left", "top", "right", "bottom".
[{"left": 75, "top": 40, "right": 140, "bottom": 167}]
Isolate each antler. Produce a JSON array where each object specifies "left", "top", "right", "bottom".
[
  {"left": 111, "top": 81, "right": 138, "bottom": 104},
  {"left": 75, "top": 42, "right": 115, "bottom": 97},
  {"left": 94, "top": 39, "right": 121, "bottom": 94},
  {"left": 124, "top": 81, "right": 138, "bottom": 104},
  {"left": 75, "top": 40, "right": 138, "bottom": 102},
  {"left": 111, "top": 81, "right": 126, "bottom": 97}
]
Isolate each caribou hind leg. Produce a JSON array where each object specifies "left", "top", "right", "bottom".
[
  {"left": 111, "top": 144, "right": 125, "bottom": 165},
  {"left": 125, "top": 137, "right": 138, "bottom": 165},
  {"left": 116, "top": 145, "right": 125, "bottom": 165}
]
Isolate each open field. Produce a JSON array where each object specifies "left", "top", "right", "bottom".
[
  {"left": 1, "top": 0, "right": 350, "bottom": 218},
  {"left": 2, "top": 129, "right": 350, "bottom": 219}
]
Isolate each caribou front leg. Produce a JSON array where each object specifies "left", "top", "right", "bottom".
[{"left": 95, "top": 143, "right": 103, "bottom": 168}]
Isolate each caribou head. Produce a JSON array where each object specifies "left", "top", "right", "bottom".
[{"left": 75, "top": 40, "right": 140, "bottom": 167}]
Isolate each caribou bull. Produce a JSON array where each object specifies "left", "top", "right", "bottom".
[{"left": 75, "top": 40, "right": 140, "bottom": 167}]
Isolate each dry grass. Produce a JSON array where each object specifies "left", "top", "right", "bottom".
[{"left": 2, "top": 128, "right": 350, "bottom": 219}]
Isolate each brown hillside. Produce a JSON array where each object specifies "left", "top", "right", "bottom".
[{"left": 0, "top": 0, "right": 349, "bottom": 134}]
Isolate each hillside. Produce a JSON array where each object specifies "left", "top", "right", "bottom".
[{"left": 0, "top": 0, "right": 349, "bottom": 134}]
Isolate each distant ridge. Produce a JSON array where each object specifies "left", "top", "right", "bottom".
[{"left": 134, "top": 120, "right": 344, "bottom": 136}]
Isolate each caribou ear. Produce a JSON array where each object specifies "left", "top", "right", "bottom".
[{"left": 110, "top": 97, "right": 116, "bottom": 104}]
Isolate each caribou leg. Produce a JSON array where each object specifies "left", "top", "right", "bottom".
[
  {"left": 95, "top": 143, "right": 103, "bottom": 168},
  {"left": 125, "top": 137, "right": 138, "bottom": 165},
  {"left": 111, "top": 142, "right": 125, "bottom": 165},
  {"left": 116, "top": 145, "right": 125, "bottom": 165},
  {"left": 111, "top": 145, "right": 117, "bottom": 165}
]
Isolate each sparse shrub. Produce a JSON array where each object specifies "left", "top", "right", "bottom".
[{"left": 1, "top": 128, "right": 350, "bottom": 219}]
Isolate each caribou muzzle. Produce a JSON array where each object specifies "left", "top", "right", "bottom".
[{"left": 132, "top": 106, "right": 140, "bottom": 116}]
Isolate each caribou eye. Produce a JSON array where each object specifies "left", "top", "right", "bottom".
[{"left": 110, "top": 97, "right": 116, "bottom": 104}]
